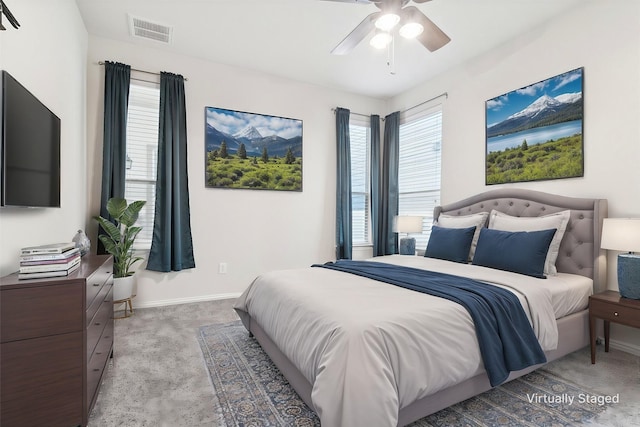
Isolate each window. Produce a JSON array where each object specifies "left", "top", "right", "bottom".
[
  {"left": 350, "top": 117, "right": 371, "bottom": 246},
  {"left": 398, "top": 105, "right": 442, "bottom": 251},
  {"left": 125, "top": 82, "right": 160, "bottom": 250}
]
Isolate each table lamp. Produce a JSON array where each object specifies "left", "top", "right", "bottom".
[
  {"left": 601, "top": 218, "right": 640, "bottom": 299},
  {"left": 394, "top": 215, "right": 423, "bottom": 255}
]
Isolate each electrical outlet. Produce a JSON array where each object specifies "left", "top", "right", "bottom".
[{"left": 218, "top": 262, "right": 228, "bottom": 274}]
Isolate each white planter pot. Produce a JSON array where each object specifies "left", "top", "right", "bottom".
[{"left": 113, "top": 275, "right": 135, "bottom": 301}]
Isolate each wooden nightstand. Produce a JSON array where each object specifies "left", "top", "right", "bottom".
[{"left": 589, "top": 290, "right": 640, "bottom": 363}]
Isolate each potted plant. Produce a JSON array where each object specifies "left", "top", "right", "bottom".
[{"left": 94, "top": 198, "right": 146, "bottom": 301}]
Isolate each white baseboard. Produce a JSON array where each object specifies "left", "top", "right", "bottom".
[
  {"left": 609, "top": 338, "right": 640, "bottom": 357},
  {"left": 134, "top": 292, "right": 242, "bottom": 309}
]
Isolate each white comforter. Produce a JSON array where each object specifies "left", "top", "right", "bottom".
[{"left": 233, "top": 255, "right": 559, "bottom": 427}]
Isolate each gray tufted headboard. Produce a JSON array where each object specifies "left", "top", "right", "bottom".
[{"left": 434, "top": 188, "right": 608, "bottom": 292}]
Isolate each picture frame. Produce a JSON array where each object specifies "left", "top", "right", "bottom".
[
  {"left": 485, "top": 67, "right": 584, "bottom": 185},
  {"left": 204, "top": 107, "right": 303, "bottom": 191}
]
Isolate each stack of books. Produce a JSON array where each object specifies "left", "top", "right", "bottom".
[{"left": 19, "top": 243, "right": 81, "bottom": 280}]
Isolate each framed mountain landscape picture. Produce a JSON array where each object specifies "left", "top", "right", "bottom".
[
  {"left": 485, "top": 68, "right": 584, "bottom": 185},
  {"left": 204, "top": 107, "right": 303, "bottom": 191}
]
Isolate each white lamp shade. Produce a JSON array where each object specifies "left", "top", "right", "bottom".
[
  {"left": 375, "top": 13, "right": 400, "bottom": 31},
  {"left": 394, "top": 216, "right": 423, "bottom": 234},
  {"left": 399, "top": 22, "right": 424, "bottom": 39},
  {"left": 601, "top": 218, "right": 640, "bottom": 252},
  {"left": 370, "top": 32, "right": 392, "bottom": 49}
]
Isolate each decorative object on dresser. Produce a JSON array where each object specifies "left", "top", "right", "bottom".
[
  {"left": 72, "top": 229, "right": 92, "bottom": 256},
  {"left": 394, "top": 215, "right": 423, "bottom": 255},
  {"left": 0, "top": 255, "right": 113, "bottom": 427},
  {"left": 94, "top": 197, "right": 146, "bottom": 308},
  {"left": 589, "top": 290, "right": 640, "bottom": 363},
  {"left": 18, "top": 243, "right": 81, "bottom": 279},
  {"left": 600, "top": 218, "right": 640, "bottom": 299}
]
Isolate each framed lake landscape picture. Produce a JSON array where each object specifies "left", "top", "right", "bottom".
[
  {"left": 485, "top": 67, "right": 584, "bottom": 185},
  {"left": 204, "top": 107, "right": 303, "bottom": 191}
]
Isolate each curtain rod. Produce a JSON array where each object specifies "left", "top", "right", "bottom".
[
  {"left": 402, "top": 92, "right": 448, "bottom": 115},
  {"left": 331, "top": 109, "right": 372, "bottom": 119},
  {"left": 332, "top": 92, "right": 447, "bottom": 120},
  {"left": 97, "top": 61, "right": 188, "bottom": 81}
]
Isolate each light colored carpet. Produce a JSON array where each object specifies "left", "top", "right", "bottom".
[{"left": 89, "top": 299, "right": 640, "bottom": 427}]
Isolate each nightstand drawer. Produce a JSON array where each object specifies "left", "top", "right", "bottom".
[{"left": 590, "top": 300, "right": 640, "bottom": 328}]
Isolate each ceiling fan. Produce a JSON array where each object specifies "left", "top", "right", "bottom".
[{"left": 324, "top": 0, "right": 450, "bottom": 55}]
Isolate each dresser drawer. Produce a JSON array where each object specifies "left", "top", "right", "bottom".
[
  {"left": 590, "top": 300, "right": 640, "bottom": 328},
  {"left": 86, "top": 265, "right": 113, "bottom": 307},
  {"left": 87, "top": 322, "right": 113, "bottom": 411},
  {"left": 87, "top": 287, "right": 113, "bottom": 358},
  {"left": 0, "top": 331, "right": 83, "bottom": 426},
  {"left": 87, "top": 281, "right": 113, "bottom": 327},
  {"left": 0, "top": 283, "right": 83, "bottom": 343}
]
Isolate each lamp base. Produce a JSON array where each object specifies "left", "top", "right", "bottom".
[
  {"left": 399, "top": 237, "right": 416, "bottom": 255},
  {"left": 618, "top": 253, "right": 640, "bottom": 299}
]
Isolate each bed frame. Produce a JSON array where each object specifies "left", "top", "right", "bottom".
[{"left": 246, "top": 188, "right": 608, "bottom": 426}]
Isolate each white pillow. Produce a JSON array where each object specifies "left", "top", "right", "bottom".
[
  {"left": 488, "top": 209, "right": 571, "bottom": 275},
  {"left": 436, "top": 212, "right": 489, "bottom": 261}
]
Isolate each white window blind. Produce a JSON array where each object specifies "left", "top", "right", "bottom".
[
  {"left": 398, "top": 105, "right": 442, "bottom": 251},
  {"left": 125, "top": 82, "right": 160, "bottom": 250},
  {"left": 350, "top": 117, "right": 371, "bottom": 246}
]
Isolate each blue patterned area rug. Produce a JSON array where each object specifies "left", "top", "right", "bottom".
[{"left": 197, "top": 321, "right": 610, "bottom": 427}]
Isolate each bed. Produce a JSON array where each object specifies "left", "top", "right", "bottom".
[{"left": 234, "top": 188, "right": 608, "bottom": 427}]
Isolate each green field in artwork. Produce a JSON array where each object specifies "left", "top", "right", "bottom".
[
  {"left": 206, "top": 153, "right": 302, "bottom": 191},
  {"left": 486, "top": 134, "right": 583, "bottom": 184}
]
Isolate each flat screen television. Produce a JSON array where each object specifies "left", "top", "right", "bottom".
[{"left": 1, "top": 70, "right": 61, "bottom": 208}]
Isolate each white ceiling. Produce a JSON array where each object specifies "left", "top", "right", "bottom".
[{"left": 75, "top": 0, "right": 584, "bottom": 99}]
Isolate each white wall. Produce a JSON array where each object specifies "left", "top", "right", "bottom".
[
  {"left": 85, "top": 36, "right": 386, "bottom": 307},
  {"left": 389, "top": 0, "right": 640, "bottom": 350},
  {"left": 0, "top": 0, "right": 88, "bottom": 276}
]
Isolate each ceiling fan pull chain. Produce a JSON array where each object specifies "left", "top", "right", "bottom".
[{"left": 387, "top": 34, "right": 396, "bottom": 75}]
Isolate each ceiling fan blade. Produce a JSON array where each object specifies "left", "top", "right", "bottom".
[
  {"left": 411, "top": 0, "right": 433, "bottom": 3},
  {"left": 331, "top": 11, "right": 380, "bottom": 55},
  {"left": 402, "top": 6, "right": 450, "bottom": 52}
]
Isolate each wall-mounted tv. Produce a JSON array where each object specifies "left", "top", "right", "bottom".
[{"left": 1, "top": 70, "right": 61, "bottom": 208}]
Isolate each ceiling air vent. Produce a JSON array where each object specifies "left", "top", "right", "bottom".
[{"left": 128, "top": 15, "right": 173, "bottom": 44}]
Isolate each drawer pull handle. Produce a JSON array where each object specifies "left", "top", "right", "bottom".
[
  {"left": 104, "top": 335, "right": 111, "bottom": 339},
  {"left": 614, "top": 312, "right": 619, "bottom": 316},
  {"left": 96, "top": 352, "right": 102, "bottom": 355},
  {"left": 93, "top": 283, "right": 100, "bottom": 287},
  {"left": 95, "top": 322, "right": 101, "bottom": 326},
  {"left": 93, "top": 368, "right": 100, "bottom": 372}
]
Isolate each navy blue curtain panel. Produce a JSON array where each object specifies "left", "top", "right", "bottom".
[
  {"left": 335, "top": 107, "right": 352, "bottom": 260},
  {"left": 146, "top": 72, "right": 196, "bottom": 272},
  {"left": 99, "top": 61, "right": 130, "bottom": 254},
  {"left": 382, "top": 111, "right": 400, "bottom": 255},
  {"left": 370, "top": 114, "right": 384, "bottom": 256}
]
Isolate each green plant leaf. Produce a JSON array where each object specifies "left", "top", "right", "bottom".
[
  {"left": 94, "top": 216, "right": 122, "bottom": 244},
  {"left": 106, "top": 198, "right": 128, "bottom": 222},
  {"left": 119, "top": 200, "right": 146, "bottom": 227}
]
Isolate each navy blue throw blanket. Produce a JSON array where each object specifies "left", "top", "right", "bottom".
[{"left": 312, "top": 260, "right": 547, "bottom": 387}]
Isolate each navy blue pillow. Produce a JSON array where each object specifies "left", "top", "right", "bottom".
[
  {"left": 425, "top": 225, "right": 476, "bottom": 263},
  {"left": 472, "top": 228, "right": 557, "bottom": 278}
]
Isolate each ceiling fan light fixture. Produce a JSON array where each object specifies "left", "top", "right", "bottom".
[
  {"left": 370, "top": 31, "right": 392, "bottom": 49},
  {"left": 375, "top": 13, "right": 400, "bottom": 32},
  {"left": 399, "top": 22, "right": 424, "bottom": 39}
]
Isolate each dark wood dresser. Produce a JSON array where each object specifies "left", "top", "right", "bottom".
[{"left": 0, "top": 254, "right": 113, "bottom": 427}]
